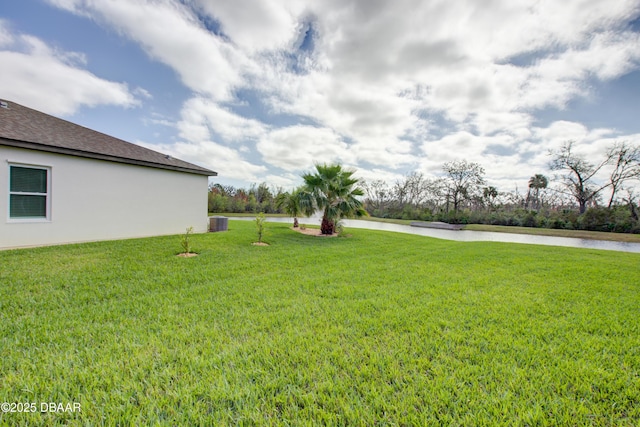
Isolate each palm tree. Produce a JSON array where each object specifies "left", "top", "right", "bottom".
[
  {"left": 528, "top": 174, "right": 548, "bottom": 210},
  {"left": 276, "top": 188, "right": 303, "bottom": 227},
  {"left": 483, "top": 186, "right": 498, "bottom": 209},
  {"left": 299, "top": 163, "right": 368, "bottom": 235}
]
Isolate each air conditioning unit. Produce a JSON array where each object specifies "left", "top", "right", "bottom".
[{"left": 209, "top": 216, "right": 228, "bottom": 232}]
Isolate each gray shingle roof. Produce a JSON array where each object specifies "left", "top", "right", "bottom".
[{"left": 0, "top": 99, "right": 216, "bottom": 176}]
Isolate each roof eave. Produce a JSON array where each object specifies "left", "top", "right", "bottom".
[{"left": 1, "top": 138, "right": 217, "bottom": 176}]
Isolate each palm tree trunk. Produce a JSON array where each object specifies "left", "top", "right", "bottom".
[{"left": 320, "top": 216, "right": 334, "bottom": 235}]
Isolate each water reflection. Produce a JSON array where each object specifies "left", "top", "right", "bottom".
[{"left": 232, "top": 216, "right": 640, "bottom": 253}]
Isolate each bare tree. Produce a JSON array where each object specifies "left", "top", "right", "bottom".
[
  {"left": 424, "top": 177, "right": 448, "bottom": 211},
  {"left": 606, "top": 141, "right": 640, "bottom": 207},
  {"left": 622, "top": 190, "right": 638, "bottom": 221},
  {"left": 549, "top": 141, "right": 613, "bottom": 214},
  {"left": 392, "top": 177, "right": 409, "bottom": 211},
  {"left": 404, "top": 172, "right": 429, "bottom": 208},
  {"left": 362, "top": 179, "right": 392, "bottom": 212},
  {"left": 442, "top": 160, "right": 486, "bottom": 213}
]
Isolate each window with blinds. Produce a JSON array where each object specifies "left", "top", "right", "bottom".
[{"left": 9, "top": 165, "right": 50, "bottom": 219}]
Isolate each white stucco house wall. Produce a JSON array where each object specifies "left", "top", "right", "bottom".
[{"left": 0, "top": 99, "right": 216, "bottom": 250}]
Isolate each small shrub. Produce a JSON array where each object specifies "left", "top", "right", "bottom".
[
  {"left": 579, "top": 207, "right": 610, "bottom": 232},
  {"left": 537, "top": 217, "right": 551, "bottom": 229},
  {"left": 439, "top": 211, "right": 470, "bottom": 224},
  {"left": 488, "top": 213, "right": 507, "bottom": 226},
  {"left": 522, "top": 212, "right": 537, "bottom": 228},
  {"left": 418, "top": 210, "right": 433, "bottom": 221},
  {"left": 255, "top": 212, "right": 266, "bottom": 243},
  {"left": 181, "top": 226, "right": 194, "bottom": 254}
]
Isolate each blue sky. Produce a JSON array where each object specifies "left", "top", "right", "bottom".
[{"left": 2, "top": 0, "right": 640, "bottom": 194}]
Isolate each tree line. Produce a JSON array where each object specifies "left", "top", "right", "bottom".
[
  {"left": 208, "top": 182, "right": 287, "bottom": 214},
  {"left": 208, "top": 140, "right": 640, "bottom": 234},
  {"left": 361, "top": 140, "right": 640, "bottom": 233}
]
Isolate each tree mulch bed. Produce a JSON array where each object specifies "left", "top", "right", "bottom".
[
  {"left": 176, "top": 252, "right": 199, "bottom": 257},
  {"left": 291, "top": 227, "right": 338, "bottom": 237}
]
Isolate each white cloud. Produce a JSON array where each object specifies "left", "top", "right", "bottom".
[
  {"left": 138, "top": 139, "right": 267, "bottom": 182},
  {"left": 191, "top": 0, "right": 307, "bottom": 53},
  {"left": 421, "top": 131, "right": 495, "bottom": 168},
  {"left": 416, "top": 119, "right": 640, "bottom": 195},
  {"left": 353, "top": 168, "right": 406, "bottom": 187},
  {"left": 0, "top": 20, "right": 15, "bottom": 47},
  {"left": 177, "top": 96, "right": 268, "bottom": 143},
  {"left": 39, "top": 0, "right": 640, "bottom": 190},
  {"left": 518, "top": 31, "right": 640, "bottom": 110},
  {"left": 50, "top": 0, "right": 252, "bottom": 101},
  {"left": 533, "top": 121, "right": 591, "bottom": 147},
  {"left": 257, "top": 125, "right": 353, "bottom": 171},
  {"left": 134, "top": 87, "right": 153, "bottom": 99},
  {"left": 263, "top": 172, "right": 301, "bottom": 189},
  {"left": 0, "top": 22, "right": 139, "bottom": 115}
]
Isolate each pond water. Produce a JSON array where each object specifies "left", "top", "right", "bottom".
[{"left": 233, "top": 216, "right": 640, "bottom": 253}]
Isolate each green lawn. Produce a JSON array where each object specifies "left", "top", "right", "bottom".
[{"left": 1, "top": 220, "right": 639, "bottom": 426}]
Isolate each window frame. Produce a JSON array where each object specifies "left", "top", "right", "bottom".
[{"left": 7, "top": 163, "right": 52, "bottom": 222}]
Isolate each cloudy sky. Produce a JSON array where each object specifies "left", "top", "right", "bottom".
[{"left": 2, "top": 0, "right": 640, "bottom": 191}]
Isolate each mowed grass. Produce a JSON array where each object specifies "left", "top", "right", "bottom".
[{"left": 1, "top": 221, "right": 639, "bottom": 426}]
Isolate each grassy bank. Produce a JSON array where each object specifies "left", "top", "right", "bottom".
[
  {"left": 214, "top": 214, "right": 640, "bottom": 243},
  {"left": 211, "top": 212, "right": 290, "bottom": 218},
  {"left": 1, "top": 221, "right": 639, "bottom": 425},
  {"left": 463, "top": 223, "right": 640, "bottom": 243},
  {"left": 358, "top": 217, "right": 640, "bottom": 243}
]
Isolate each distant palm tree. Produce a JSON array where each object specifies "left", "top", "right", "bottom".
[
  {"left": 299, "top": 163, "right": 368, "bottom": 235},
  {"left": 528, "top": 174, "right": 548, "bottom": 210},
  {"left": 276, "top": 188, "right": 303, "bottom": 227},
  {"left": 483, "top": 186, "right": 498, "bottom": 209}
]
